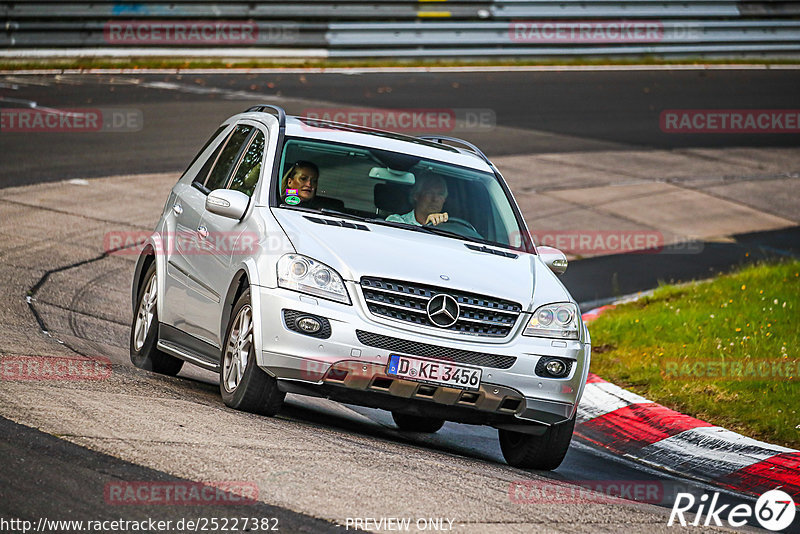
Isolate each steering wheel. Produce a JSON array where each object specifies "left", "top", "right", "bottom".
[{"left": 427, "top": 217, "right": 483, "bottom": 239}]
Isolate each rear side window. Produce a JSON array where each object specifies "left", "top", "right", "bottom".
[
  {"left": 204, "top": 125, "right": 254, "bottom": 191},
  {"left": 229, "top": 130, "right": 265, "bottom": 197},
  {"left": 183, "top": 125, "right": 227, "bottom": 181},
  {"left": 195, "top": 136, "right": 226, "bottom": 188}
]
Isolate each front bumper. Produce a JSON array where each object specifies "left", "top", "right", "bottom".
[{"left": 255, "top": 283, "right": 589, "bottom": 426}]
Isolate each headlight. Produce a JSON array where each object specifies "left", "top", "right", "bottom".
[
  {"left": 277, "top": 254, "right": 350, "bottom": 304},
  {"left": 524, "top": 302, "right": 579, "bottom": 339}
]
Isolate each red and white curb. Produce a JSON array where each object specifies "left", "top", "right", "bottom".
[{"left": 577, "top": 307, "right": 800, "bottom": 501}]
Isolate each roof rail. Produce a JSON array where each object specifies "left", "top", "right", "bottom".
[
  {"left": 417, "top": 135, "right": 491, "bottom": 166},
  {"left": 245, "top": 104, "right": 286, "bottom": 129}
]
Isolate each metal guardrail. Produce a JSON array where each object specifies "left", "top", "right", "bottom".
[
  {"left": 2, "top": 2, "right": 491, "bottom": 20},
  {"left": 2, "top": 1, "right": 799, "bottom": 58},
  {"left": 4, "top": 1, "right": 799, "bottom": 19},
  {"left": 5, "top": 21, "right": 799, "bottom": 48},
  {"left": 2, "top": 22, "right": 326, "bottom": 47},
  {"left": 327, "top": 21, "right": 800, "bottom": 45}
]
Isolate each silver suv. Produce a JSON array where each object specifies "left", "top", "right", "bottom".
[{"left": 130, "top": 105, "right": 590, "bottom": 470}]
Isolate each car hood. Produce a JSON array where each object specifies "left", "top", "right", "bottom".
[{"left": 273, "top": 209, "right": 537, "bottom": 305}]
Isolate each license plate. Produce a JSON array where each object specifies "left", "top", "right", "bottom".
[{"left": 386, "top": 354, "right": 482, "bottom": 391}]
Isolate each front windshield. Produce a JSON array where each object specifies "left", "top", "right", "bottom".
[{"left": 275, "top": 136, "right": 528, "bottom": 251}]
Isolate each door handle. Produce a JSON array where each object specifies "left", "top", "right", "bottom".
[
  {"left": 197, "top": 225, "right": 209, "bottom": 239},
  {"left": 172, "top": 204, "right": 183, "bottom": 216}
]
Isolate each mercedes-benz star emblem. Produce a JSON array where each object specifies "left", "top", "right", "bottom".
[{"left": 426, "top": 294, "right": 460, "bottom": 328}]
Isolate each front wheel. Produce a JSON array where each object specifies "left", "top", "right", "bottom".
[
  {"left": 498, "top": 414, "right": 575, "bottom": 470},
  {"left": 391, "top": 412, "right": 445, "bottom": 433},
  {"left": 129, "top": 262, "right": 184, "bottom": 376},
  {"left": 220, "top": 288, "right": 285, "bottom": 416}
]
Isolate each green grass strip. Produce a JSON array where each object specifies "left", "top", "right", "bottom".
[{"left": 588, "top": 259, "right": 800, "bottom": 449}]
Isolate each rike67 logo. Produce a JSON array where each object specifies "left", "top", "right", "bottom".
[{"left": 669, "top": 489, "right": 796, "bottom": 531}]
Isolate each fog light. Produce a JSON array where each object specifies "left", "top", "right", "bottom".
[
  {"left": 297, "top": 316, "right": 321, "bottom": 333},
  {"left": 535, "top": 357, "right": 573, "bottom": 379},
  {"left": 545, "top": 359, "right": 567, "bottom": 377}
]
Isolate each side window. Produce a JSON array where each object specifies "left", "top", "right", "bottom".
[
  {"left": 194, "top": 135, "right": 227, "bottom": 188},
  {"left": 183, "top": 125, "right": 227, "bottom": 182},
  {"left": 204, "top": 125, "right": 253, "bottom": 191},
  {"left": 228, "top": 130, "right": 265, "bottom": 197}
]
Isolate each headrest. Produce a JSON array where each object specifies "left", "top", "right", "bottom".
[{"left": 374, "top": 182, "right": 412, "bottom": 214}]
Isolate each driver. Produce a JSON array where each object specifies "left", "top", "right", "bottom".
[{"left": 386, "top": 173, "right": 449, "bottom": 226}]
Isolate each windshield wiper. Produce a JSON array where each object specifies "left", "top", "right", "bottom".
[
  {"left": 278, "top": 203, "right": 315, "bottom": 212},
  {"left": 367, "top": 218, "right": 474, "bottom": 243},
  {"left": 277, "top": 204, "right": 370, "bottom": 224},
  {"left": 419, "top": 225, "right": 502, "bottom": 248},
  {"left": 318, "top": 208, "right": 370, "bottom": 223},
  {"left": 374, "top": 219, "right": 506, "bottom": 249},
  {"left": 364, "top": 218, "right": 431, "bottom": 234},
  {"left": 414, "top": 224, "right": 471, "bottom": 241}
]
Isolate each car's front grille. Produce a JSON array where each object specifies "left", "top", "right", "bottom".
[
  {"left": 360, "top": 277, "right": 522, "bottom": 337},
  {"left": 356, "top": 330, "right": 517, "bottom": 370}
]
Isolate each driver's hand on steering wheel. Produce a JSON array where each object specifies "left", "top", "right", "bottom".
[{"left": 425, "top": 212, "right": 449, "bottom": 226}]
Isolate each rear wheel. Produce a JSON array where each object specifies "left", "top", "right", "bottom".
[
  {"left": 220, "top": 289, "right": 285, "bottom": 416},
  {"left": 391, "top": 412, "right": 445, "bottom": 433},
  {"left": 129, "top": 263, "right": 183, "bottom": 376},
  {"left": 498, "top": 414, "right": 576, "bottom": 470}
]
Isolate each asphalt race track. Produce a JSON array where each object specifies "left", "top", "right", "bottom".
[
  {"left": 1, "top": 69, "right": 799, "bottom": 533},
  {"left": 2, "top": 69, "right": 800, "bottom": 186}
]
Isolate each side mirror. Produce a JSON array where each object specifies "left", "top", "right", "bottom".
[
  {"left": 538, "top": 246, "right": 568, "bottom": 275},
  {"left": 206, "top": 189, "right": 249, "bottom": 220}
]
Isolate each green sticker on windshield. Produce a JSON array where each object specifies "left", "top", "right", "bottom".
[{"left": 285, "top": 196, "right": 301, "bottom": 205}]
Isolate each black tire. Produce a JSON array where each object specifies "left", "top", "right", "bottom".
[
  {"left": 220, "top": 288, "right": 285, "bottom": 416},
  {"left": 498, "top": 415, "right": 576, "bottom": 470},
  {"left": 391, "top": 411, "right": 445, "bottom": 433},
  {"left": 130, "top": 262, "right": 184, "bottom": 376}
]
